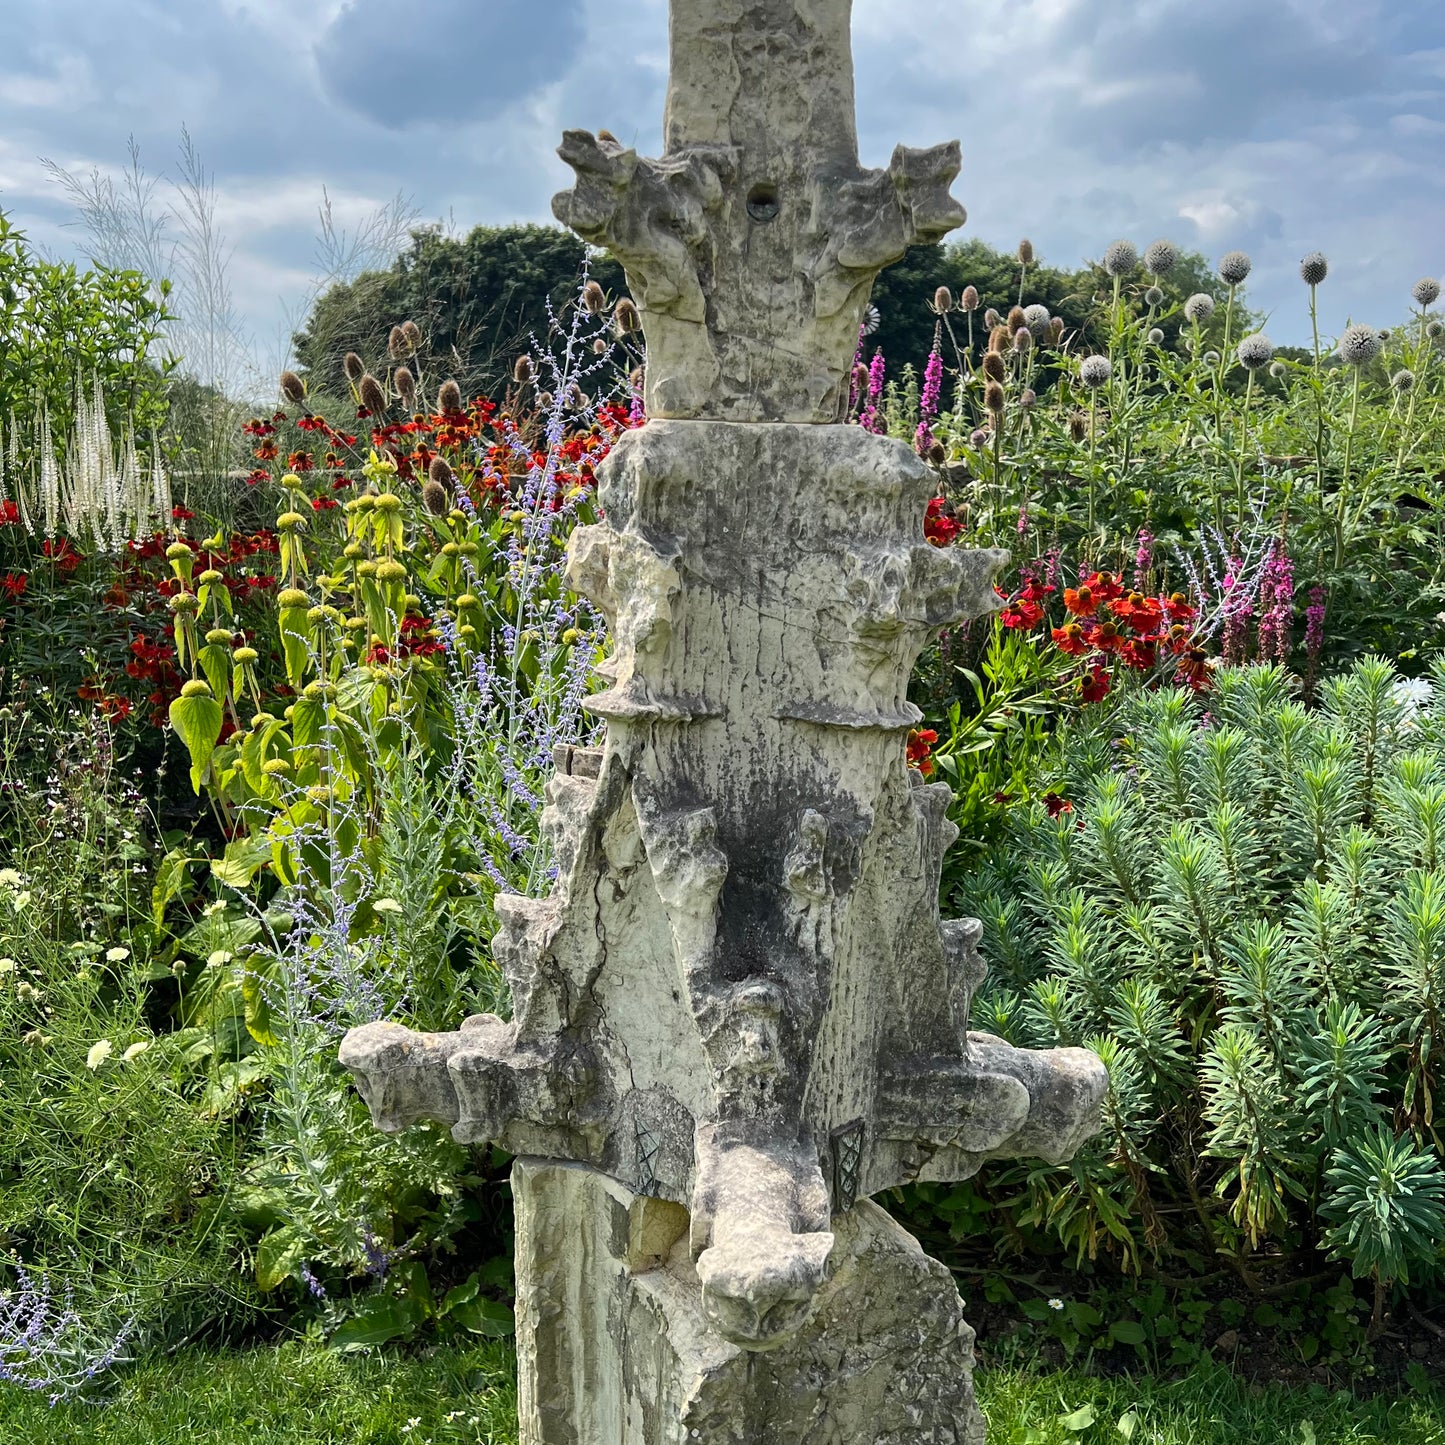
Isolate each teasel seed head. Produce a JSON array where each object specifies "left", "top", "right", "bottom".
[
  {"left": 1068, "top": 410, "right": 1088, "bottom": 442},
  {"left": 279, "top": 370, "right": 305, "bottom": 404},
  {"left": 984, "top": 380, "right": 1006, "bottom": 413},
  {"left": 1143, "top": 238, "right": 1178, "bottom": 277},
  {"left": 1103, "top": 239, "right": 1138, "bottom": 277},
  {"left": 983, "top": 351, "right": 1007, "bottom": 382},
  {"left": 988, "top": 323, "right": 1011, "bottom": 353},
  {"left": 422, "top": 479, "right": 449, "bottom": 516},
  {"left": 580, "top": 279, "right": 606, "bottom": 315},
  {"left": 1300, "top": 252, "right": 1328, "bottom": 286},
  {"left": 513, "top": 355, "right": 534, "bottom": 384},
  {"left": 614, "top": 298, "right": 641, "bottom": 334},
  {"left": 359, "top": 373, "right": 386, "bottom": 413},
  {"left": 1017, "top": 237, "right": 1034, "bottom": 265},
  {"left": 394, "top": 366, "right": 416, "bottom": 404},
  {"left": 933, "top": 286, "right": 953, "bottom": 313},
  {"left": 343, "top": 351, "right": 365, "bottom": 382},
  {"left": 1217, "top": 250, "right": 1251, "bottom": 285},
  {"left": 438, "top": 378, "right": 463, "bottom": 412},
  {"left": 1020, "top": 387, "right": 1036, "bottom": 409},
  {"left": 961, "top": 285, "right": 979, "bottom": 312},
  {"left": 1006, "top": 305, "right": 1027, "bottom": 333},
  {"left": 401, "top": 320, "right": 421, "bottom": 350},
  {"left": 1048, "top": 316, "right": 1065, "bottom": 344},
  {"left": 387, "top": 324, "right": 410, "bottom": 361},
  {"left": 984, "top": 307, "right": 1001, "bottom": 329},
  {"left": 927, "top": 441, "right": 947, "bottom": 465},
  {"left": 593, "top": 337, "right": 608, "bottom": 354},
  {"left": 1012, "top": 326, "right": 1032, "bottom": 354}
]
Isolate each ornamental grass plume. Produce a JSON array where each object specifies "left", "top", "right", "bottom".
[
  {"left": 1144, "top": 238, "right": 1178, "bottom": 277},
  {"left": 1218, "top": 250, "right": 1252, "bottom": 285},
  {"left": 1103, "top": 240, "right": 1138, "bottom": 277},
  {"left": 1300, "top": 252, "right": 1328, "bottom": 286},
  {"left": 1413, "top": 277, "right": 1441, "bottom": 308}
]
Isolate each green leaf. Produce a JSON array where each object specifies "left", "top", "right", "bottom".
[
  {"left": 445, "top": 1295, "right": 515, "bottom": 1337},
  {"left": 254, "top": 1226, "right": 306, "bottom": 1292},
  {"left": 151, "top": 846, "right": 193, "bottom": 926},
  {"left": 197, "top": 642, "right": 231, "bottom": 703},
  {"left": 1109, "top": 1320, "right": 1146, "bottom": 1346},
  {"left": 330, "top": 1292, "right": 429, "bottom": 1352},
  {"left": 211, "top": 832, "right": 273, "bottom": 890},
  {"left": 1059, "top": 1404, "right": 1097, "bottom": 1432},
  {"left": 1117, "top": 1410, "right": 1139, "bottom": 1440},
  {"left": 242, "top": 955, "right": 282, "bottom": 1046},
  {"left": 169, "top": 690, "right": 225, "bottom": 793}
]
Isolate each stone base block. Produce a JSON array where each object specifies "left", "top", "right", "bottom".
[{"left": 514, "top": 1159, "right": 984, "bottom": 1445}]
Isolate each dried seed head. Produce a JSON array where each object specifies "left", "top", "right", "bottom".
[
  {"left": 582, "top": 280, "right": 606, "bottom": 314},
  {"left": 961, "top": 285, "right": 980, "bottom": 312},
  {"left": 1217, "top": 250, "right": 1251, "bottom": 285},
  {"left": 1006, "top": 305, "right": 1027, "bottom": 333},
  {"left": 983, "top": 351, "right": 1007, "bottom": 382},
  {"left": 1236, "top": 332, "right": 1274, "bottom": 370},
  {"left": 359, "top": 374, "right": 386, "bottom": 413},
  {"left": 279, "top": 370, "right": 305, "bottom": 404},
  {"left": 513, "top": 355, "right": 534, "bottom": 384},
  {"left": 1143, "top": 239, "right": 1178, "bottom": 277},
  {"left": 593, "top": 337, "right": 608, "bottom": 354},
  {"left": 1392, "top": 367, "right": 1417, "bottom": 392},
  {"left": 394, "top": 366, "right": 416, "bottom": 403},
  {"left": 1184, "top": 292, "right": 1215, "bottom": 325},
  {"left": 970, "top": 427, "right": 990, "bottom": 449},
  {"left": 927, "top": 441, "right": 947, "bottom": 465},
  {"left": 1412, "top": 277, "right": 1441, "bottom": 308},
  {"left": 402, "top": 320, "right": 421, "bottom": 349},
  {"left": 388, "top": 325, "right": 411, "bottom": 360},
  {"left": 1018, "top": 238, "right": 1035, "bottom": 265},
  {"left": 1048, "top": 316, "right": 1065, "bottom": 344},
  {"left": 438, "top": 378, "right": 463, "bottom": 412},
  {"left": 597, "top": 128, "right": 619, "bottom": 145},
  {"left": 1300, "top": 252, "right": 1328, "bottom": 286},
  {"left": 1144, "top": 286, "right": 1164, "bottom": 307},
  {"left": 984, "top": 380, "right": 1006, "bottom": 413},
  {"left": 1020, "top": 387, "right": 1037, "bottom": 409},
  {"left": 984, "top": 308, "right": 1001, "bottom": 330},
  {"left": 1012, "top": 326, "right": 1032, "bottom": 354},
  {"left": 1080, "top": 354, "right": 1112, "bottom": 388},
  {"left": 614, "top": 298, "right": 641, "bottom": 334},
  {"left": 1337, "top": 323, "right": 1381, "bottom": 366},
  {"left": 630, "top": 365, "right": 645, "bottom": 390},
  {"left": 422, "top": 479, "right": 450, "bottom": 516},
  {"left": 343, "top": 351, "right": 365, "bottom": 382},
  {"left": 988, "top": 324, "right": 1011, "bottom": 353},
  {"left": 1103, "top": 239, "right": 1138, "bottom": 277},
  {"left": 428, "top": 456, "right": 453, "bottom": 488},
  {"left": 1068, "top": 410, "right": 1089, "bottom": 442},
  {"left": 1023, "top": 303, "right": 1050, "bottom": 338},
  {"left": 933, "top": 286, "right": 953, "bottom": 313}
]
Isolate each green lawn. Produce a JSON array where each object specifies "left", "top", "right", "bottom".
[{"left": 1, "top": 1343, "right": 1442, "bottom": 1444}]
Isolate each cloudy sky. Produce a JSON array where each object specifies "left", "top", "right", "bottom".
[{"left": 0, "top": 0, "right": 1441, "bottom": 382}]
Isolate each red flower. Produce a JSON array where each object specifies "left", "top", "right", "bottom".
[
  {"left": 1091, "top": 620, "right": 1123, "bottom": 654},
  {"left": 0, "top": 499, "right": 19, "bottom": 526},
  {"left": 1177, "top": 647, "right": 1213, "bottom": 692},
  {"left": 1063, "top": 584, "right": 1098, "bottom": 618},
  {"left": 287, "top": 451, "right": 314, "bottom": 472},
  {"left": 171, "top": 504, "right": 196, "bottom": 522},
  {"left": 1001, "top": 598, "right": 1044, "bottom": 630},
  {"left": 1080, "top": 666, "right": 1111, "bottom": 704},
  {"left": 1164, "top": 592, "right": 1196, "bottom": 623},
  {"left": 41, "top": 539, "right": 83, "bottom": 573},
  {"left": 923, "top": 497, "right": 961, "bottom": 548},
  {"left": 1110, "top": 592, "right": 1164, "bottom": 634},
  {"left": 1, "top": 572, "right": 26, "bottom": 598},
  {"left": 1042, "top": 791, "right": 1073, "bottom": 817},
  {"left": 311, "top": 496, "right": 339, "bottom": 511},
  {"left": 1119, "top": 637, "right": 1157, "bottom": 671},
  {"left": 906, "top": 727, "right": 938, "bottom": 776},
  {"left": 1052, "top": 621, "right": 1090, "bottom": 656}
]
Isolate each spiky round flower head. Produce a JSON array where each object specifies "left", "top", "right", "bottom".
[
  {"left": 933, "top": 286, "right": 953, "bottom": 313},
  {"left": 614, "top": 298, "right": 641, "bottom": 334},
  {"left": 437, "top": 378, "right": 462, "bottom": 413},
  {"left": 1144, "top": 286, "right": 1164, "bottom": 307},
  {"left": 1269, "top": 360, "right": 1286, "bottom": 378},
  {"left": 1392, "top": 368, "right": 1417, "bottom": 393},
  {"left": 422, "top": 479, "right": 449, "bottom": 516},
  {"left": 1067, "top": 410, "right": 1089, "bottom": 443},
  {"left": 960, "top": 285, "right": 979, "bottom": 313},
  {"left": 1217, "top": 250, "right": 1251, "bottom": 285},
  {"left": 1412, "top": 277, "right": 1441, "bottom": 308},
  {"left": 927, "top": 441, "right": 947, "bottom": 466},
  {"left": 1377, "top": 327, "right": 1391, "bottom": 344},
  {"left": 582, "top": 279, "right": 606, "bottom": 314},
  {"left": 982, "top": 351, "right": 1007, "bottom": 383},
  {"left": 1023, "top": 303, "right": 1050, "bottom": 338},
  {"left": 1337, "top": 323, "right": 1382, "bottom": 366},
  {"left": 198, "top": 569, "right": 223, "bottom": 586},
  {"left": 1429, "top": 320, "right": 1444, "bottom": 338},
  {"left": 279, "top": 370, "right": 305, "bottom": 405},
  {"left": 984, "top": 307, "right": 1000, "bottom": 330},
  {"left": 342, "top": 351, "right": 365, "bottom": 382},
  {"left": 387, "top": 325, "right": 411, "bottom": 361},
  {"left": 1020, "top": 387, "right": 1037, "bottom": 409},
  {"left": 1017, "top": 237, "right": 1035, "bottom": 265},
  {"left": 1236, "top": 332, "right": 1274, "bottom": 370},
  {"left": 359, "top": 374, "right": 386, "bottom": 414},
  {"left": 1103, "top": 239, "right": 1138, "bottom": 277},
  {"left": 984, "top": 380, "right": 1006, "bottom": 413},
  {"left": 1203, "top": 350, "right": 1220, "bottom": 367},
  {"left": 277, "top": 587, "right": 310, "bottom": 609},
  {"left": 394, "top": 366, "right": 416, "bottom": 404},
  {"left": 861, "top": 303, "right": 881, "bottom": 335},
  {"left": 1079, "top": 354, "right": 1112, "bottom": 389},
  {"left": 969, "top": 427, "right": 990, "bottom": 448},
  {"left": 1148, "top": 327, "right": 1165, "bottom": 345},
  {"left": 1300, "top": 252, "right": 1328, "bottom": 286},
  {"left": 1143, "top": 238, "right": 1178, "bottom": 277},
  {"left": 1184, "top": 292, "right": 1215, "bottom": 325},
  {"left": 1013, "top": 326, "right": 1032, "bottom": 354}
]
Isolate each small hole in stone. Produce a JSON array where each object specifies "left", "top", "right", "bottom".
[{"left": 746, "top": 183, "right": 780, "bottom": 223}]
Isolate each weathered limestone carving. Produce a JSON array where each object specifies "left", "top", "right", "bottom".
[{"left": 341, "top": 2, "right": 1108, "bottom": 1439}]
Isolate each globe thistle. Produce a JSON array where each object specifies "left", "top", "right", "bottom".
[
  {"left": 1428, "top": 320, "right": 1444, "bottom": 339},
  {"left": 1203, "top": 351, "right": 1220, "bottom": 367},
  {"left": 1184, "top": 292, "right": 1215, "bottom": 325},
  {"left": 1022, "top": 303, "right": 1050, "bottom": 338},
  {"left": 1148, "top": 327, "right": 1165, "bottom": 345},
  {"left": 1300, "top": 252, "right": 1328, "bottom": 286},
  {"left": 1103, "top": 239, "right": 1138, "bottom": 277},
  {"left": 1236, "top": 333, "right": 1274, "bottom": 371},
  {"left": 1269, "top": 360, "right": 1286, "bottom": 378},
  {"left": 279, "top": 370, "right": 305, "bottom": 405},
  {"left": 1392, "top": 368, "right": 1417, "bottom": 393},
  {"left": 982, "top": 351, "right": 1007, "bottom": 382},
  {"left": 862, "top": 303, "right": 881, "bottom": 335},
  {"left": 394, "top": 366, "right": 416, "bottom": 405},
  {"left": 1376, "top": 327, "right": 1391, "bottom": 344},
  {"left": 933, "top": 286, "right": 953, "bottom": 313},
  {"left": 1143, "top": 239, "right": 1178, "bottom": 277},
  {"left": 582, "top": 279, "right": 606, "bottom": 314},
  {"left": 960, "top": 285, "right": 979, "bottom": 313},
  {"left": 1144, "top": 286, "right": 1164, "bottom": 307},
  {"left": 359, "top": 374, "right": 386, "bottom": 413},
  {"left": 1080, "top": 354, "right": 1112, "bottom": 388},
  {"left": 614, "top": 298, "right": 641, "bottom": 334},
  {"left": 343, "top": 352, "right": 365, "bottom": 383},
  {"left": 1337, "top": 323, "right": 1381, "bottom": 366},
  {"left": 984, "top": 380, "right": 1006, "bottom": 413},
  {"left": 438, "top": 378, "right": 463, "bottom": 413},
  {"left": 1217, "top": 250, "right": 1251, "bottom": 285},
  {"left": 1017, "top": 238, "right": 1035, "bottom": 265},
  {"left": 1412, "top": 277, "right": 1441, "bottom": 308}
]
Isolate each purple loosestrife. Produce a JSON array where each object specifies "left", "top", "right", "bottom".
[
  {"left": 1133, "top": 528, "right": 1154, "bottom": 590},
  {"left": 1221, "top": 556, "right": 1254, "bottom": 664},
  {"left": 860, "top": 349, "right": 886, "bottom": 433},
  {"left": 1256, "top": 542, "right": 1295, "bottom": 665}
]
